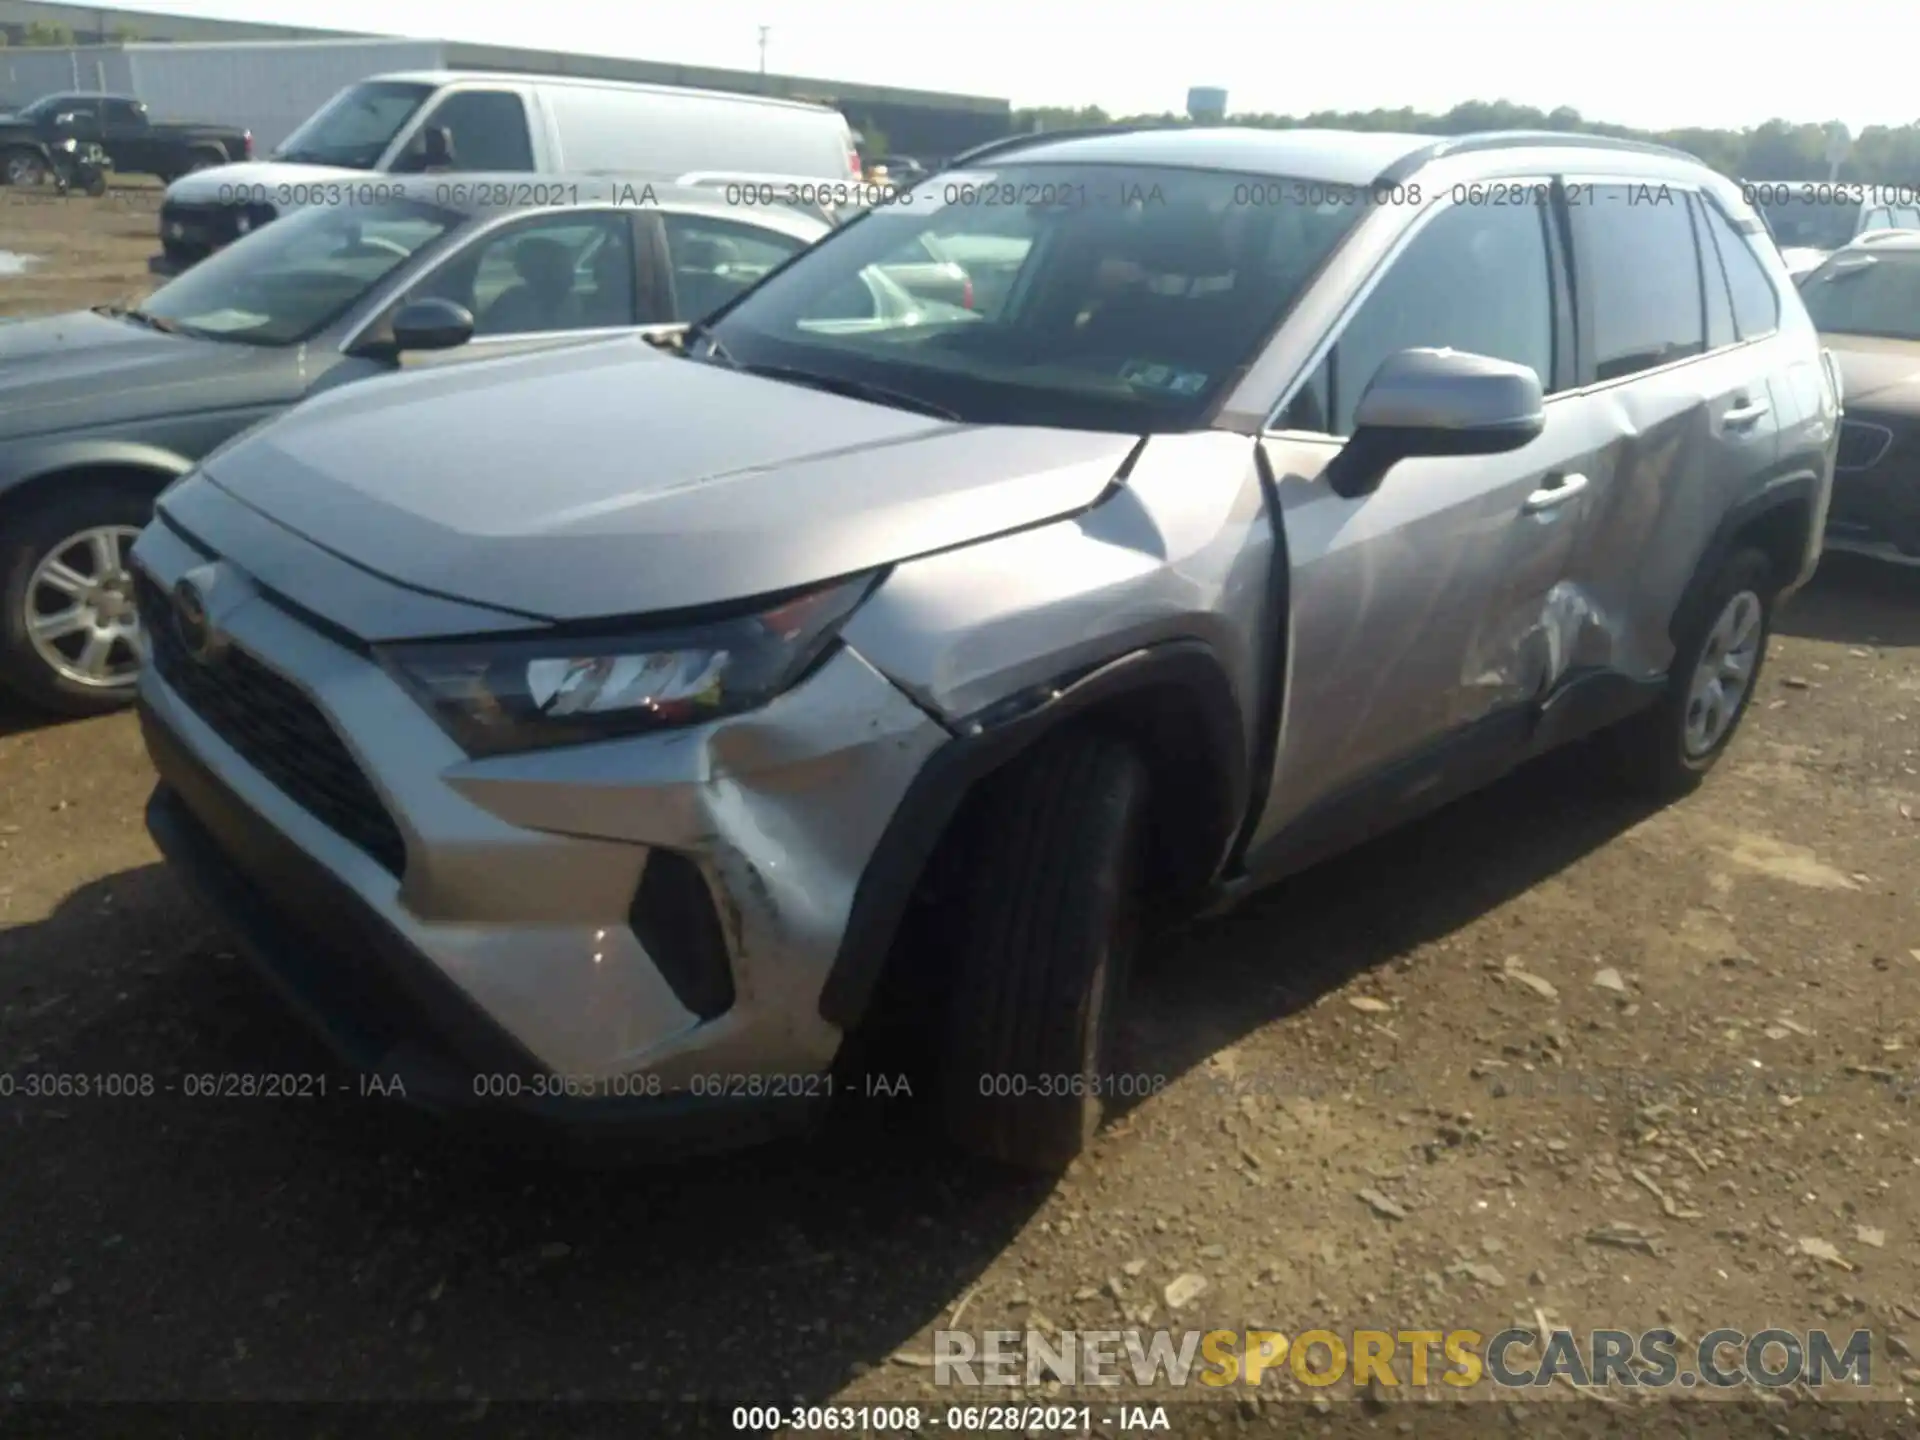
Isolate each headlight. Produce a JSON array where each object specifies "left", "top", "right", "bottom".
[
  {"left": 377, "top": 573, "right": 879, "bottom": 757},
  {"left": 59, "top": 138, "right": 78, "bottom": 152}
]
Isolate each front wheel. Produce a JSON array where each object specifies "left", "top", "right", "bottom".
[
  {"left": 940, "top": 733, "right": 1149, "bottom": 1172},
  {"left": 3, "top": 148, "right": 47, "bottom": 188},
  {"left": 1610, "top": 547, "right": 1776, "bottom": 798},
  {"left": 0, "top": 483, "right": 154, "bottom": 716}
]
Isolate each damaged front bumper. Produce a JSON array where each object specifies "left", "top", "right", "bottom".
[{"left": 132, "top": 522, "right": 950, "bottom": 1142}]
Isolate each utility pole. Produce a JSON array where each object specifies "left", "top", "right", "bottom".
[{"left": 758, "top": 25, "right": 770, "bottom": 76}]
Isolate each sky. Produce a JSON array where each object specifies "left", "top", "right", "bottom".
[{"left": 97, "top": 0, "right": 1916, "bottom": 134}]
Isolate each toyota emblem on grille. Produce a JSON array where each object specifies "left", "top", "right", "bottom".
[{"left": 172, "top": 574, "right": 226, "bottom": 664}]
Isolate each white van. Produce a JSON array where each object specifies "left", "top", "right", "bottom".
[{"left": 155, "top": 70, "right": 862, "bottom": 271}]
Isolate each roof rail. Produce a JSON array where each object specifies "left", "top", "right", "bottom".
[
  {"left": 940, "top": 123, "right": 1181, "bottom": 171},
  {"left": 1375, "top": 130, "right": 1703, "bottom": 186}
]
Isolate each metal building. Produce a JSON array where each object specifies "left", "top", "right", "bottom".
[{"left": 0, "top": 0, "right": 1011, "bottom": 158}]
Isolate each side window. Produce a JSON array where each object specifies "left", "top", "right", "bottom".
[
  {"left": 103, "top": 99, "right": 144, "bottom": 125},
  {"left": 1861, "top": 207, "right": 1894, "bottom": 233},
  {"left": 1570, "top": 184, "right": 1704, "bottom": 382},
  {"left": 410, "top": 90, "right": 534, "bottom": 172},
  {"left": 412, "top": 212, "right": 635, "bottom": 336},
  {"left": 1696, "top": 198, "right": 1780, "bottom": 341},
  {"left": 1897, "top": 207, "right": 1920, "bottom": 229},
  {"left": 659, "top": 215, "right": 807, "bottom": 321},
  {"left": 1287, "top": 197, "right": 1555, "bottom": 438},
  {"left": 1692, "top": 197, "right": 1736, "bottom": 352}
]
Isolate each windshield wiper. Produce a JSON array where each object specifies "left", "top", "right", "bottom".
[
  {"left": 94, "top": 304, "right": 186, "bottom": 336},
  {"left": 738, "top": 363, "right": 961, "bottom": 420}
]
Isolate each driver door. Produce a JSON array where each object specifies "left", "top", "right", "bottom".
[{"left": 1247, "top": 184, "right": 1608, "bottom": 859}]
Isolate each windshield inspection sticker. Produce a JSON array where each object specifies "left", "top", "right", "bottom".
[{"left": 1120, "top": 360, "right": 1209, "bottom": 395}]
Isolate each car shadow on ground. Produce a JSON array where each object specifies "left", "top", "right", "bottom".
[
  {"left": 1116, "top": 737, "right": 1662, "bottom": 1111},
  {"left": 0, "top": 695, "right": 80, "bottom": 739},
  {"left": 1776, "top": 554, "right": 1920, "bottom": 646},
  {"left": 1, "top": 732, "right": 1667, "bottom": 1405}
]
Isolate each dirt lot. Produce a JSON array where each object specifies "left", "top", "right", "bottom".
[{"left": 3, "top": 186, "right": 1920, "bottom": 1437}]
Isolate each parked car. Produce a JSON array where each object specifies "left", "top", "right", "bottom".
[
  {"left": 155, "top": 71, "right": 863, "bottom": 273},
  {"left": 1797, "top": 232, "right": 1920, "bottom": 566},
  {"left": 869, "top": 155, "right": 930, "bottom": 187},
  {"left": 0, "top": 91, "right": 248, "bottom": 187},
  {"left": 131, "top": 128, "right": 1836, "bottom": 1172},
  {"left": 0, "top": 177, "right": 845, "bottom": 715},
  {"left": 1746, "top": 181, "right": 1920, "bottom": 280}
]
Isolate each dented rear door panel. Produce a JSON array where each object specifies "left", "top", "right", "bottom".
[{"left": 1560, "top": 346, "right": 1778, "bottom": 682}]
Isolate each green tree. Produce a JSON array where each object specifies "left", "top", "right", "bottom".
[
  {"left": 1005, "top": 97, "right": 1920, "bottom": 182},
  {"left": 21, "top": 20, "right": 75, "bottom": 45}
]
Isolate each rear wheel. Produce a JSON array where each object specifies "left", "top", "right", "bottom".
[
  {"left": 1611, "top": 547, "right": 1776, "bottom": 798},
  {"left": 940, "top": 733, "right": 1149, "bottom": 1172},
  {"left": 0, "top": 483, "right": 153, "bottom": 716}
]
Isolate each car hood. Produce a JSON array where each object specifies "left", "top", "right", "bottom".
[
  {"left": 165, "top": 160, "right": 367, "bottom": 205},
  {"left": 1824, "top": 334, "right": 1920, "bottom": 416},
  {"left": 198, "top": 338, "right": 1141, "bottom": 622},
  {"left": 0, "top": 310, "right": 299, "bottom": 439}
]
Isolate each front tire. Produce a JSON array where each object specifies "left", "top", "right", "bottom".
[
  {"left": 940, "top": 733, "right": 1149, "bottom": 1172},
  {"left": 0, "top": 483, "right": 153, "bottom": 717},
  {"left": 1612, "top": 546, "right": 1776, "bottom": 798},
  {"left": 3, "top": 148, "right": 47, "bottom": 188}
]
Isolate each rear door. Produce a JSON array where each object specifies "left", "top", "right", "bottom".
[
  {"left": 1554, "top": 179, "right": 1782, "bottom": 685},
  {"left": 1248, "top": 182, "right": 1604, "bottom": 852},
  {"left": 656, "top": 211, "right": 812, "bottom": 321}
]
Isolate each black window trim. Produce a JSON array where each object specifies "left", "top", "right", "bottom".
[
  {"left": 1265, "top": 177, "right": 1568, "bottom": 439},
  {"left": 1560, "top": 176, "right": 1712, "bottom": 390},
  {"left": 1694, "top": 191, "right": 1782, "bottom": 345}
]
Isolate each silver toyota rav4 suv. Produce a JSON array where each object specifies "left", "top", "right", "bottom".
[{"left": 132, "top": 128, "right": 1840, "bottom": 1171}]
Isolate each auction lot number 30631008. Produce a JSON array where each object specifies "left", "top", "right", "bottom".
[{"left": 730, "top": 1405, "right": 1171, "bottom": 1432}]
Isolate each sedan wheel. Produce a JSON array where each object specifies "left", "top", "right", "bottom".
[
  {"left": 1682, "top": 588, "right": 1763, "bottom": 758},
  {"left": 24, "top": 524, "right": 145, "bottom": 691}
]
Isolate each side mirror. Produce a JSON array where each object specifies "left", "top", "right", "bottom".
[
  {"left": 1323, "top": 348, "right": 1545, "bottom": 499},
  {"left": 390, "top": 298, "right": 475, "bottom": 353}
]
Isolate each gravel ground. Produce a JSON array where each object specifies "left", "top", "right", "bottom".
[{"left": 3, "top": 185, "right": 1920, "bottom": 1437}]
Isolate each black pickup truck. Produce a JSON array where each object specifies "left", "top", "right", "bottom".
[{"left": 0, "top": 92, "right": 249, "bottom": 186}]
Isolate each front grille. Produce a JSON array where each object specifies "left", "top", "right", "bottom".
[
  {"left": 136, "top": 572, "right": 408, "bottom": 877},
  {"left": 1836, "top": 419, "right": 1894, "bottom": 471},
  {"left": 158, "top": 200, "right": 275, "bottom": 262}
]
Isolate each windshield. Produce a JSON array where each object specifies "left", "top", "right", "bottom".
[
  {"left": 1799, "top": 251, "right": 1920, "bottom": 340},
  {"left": 1758, "top": 195, "right": 1862, "bottom": 251},
  {"left": 704, "top": 164, "right": 1365, "bottom": 432},
  {"left": 18, "top": 95, "right": 73, "bottom": 122},
  {"left": 274, "top": 81, "right": 434, "bottom": 168},
  {"left": 138, "top": 199, "right": 456, "bottom": 345}
]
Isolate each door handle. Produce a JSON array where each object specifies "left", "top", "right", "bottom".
[
  {"left": 1522, "top": 472, "right": 1589, "bottom": 513},
  {"left": 1723, "top": 399, "right": 1770, "bottom": 428}
]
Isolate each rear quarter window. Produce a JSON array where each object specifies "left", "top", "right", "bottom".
[{"left": 1696, "top": 197, "right": 1781, "bottom": 340}]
